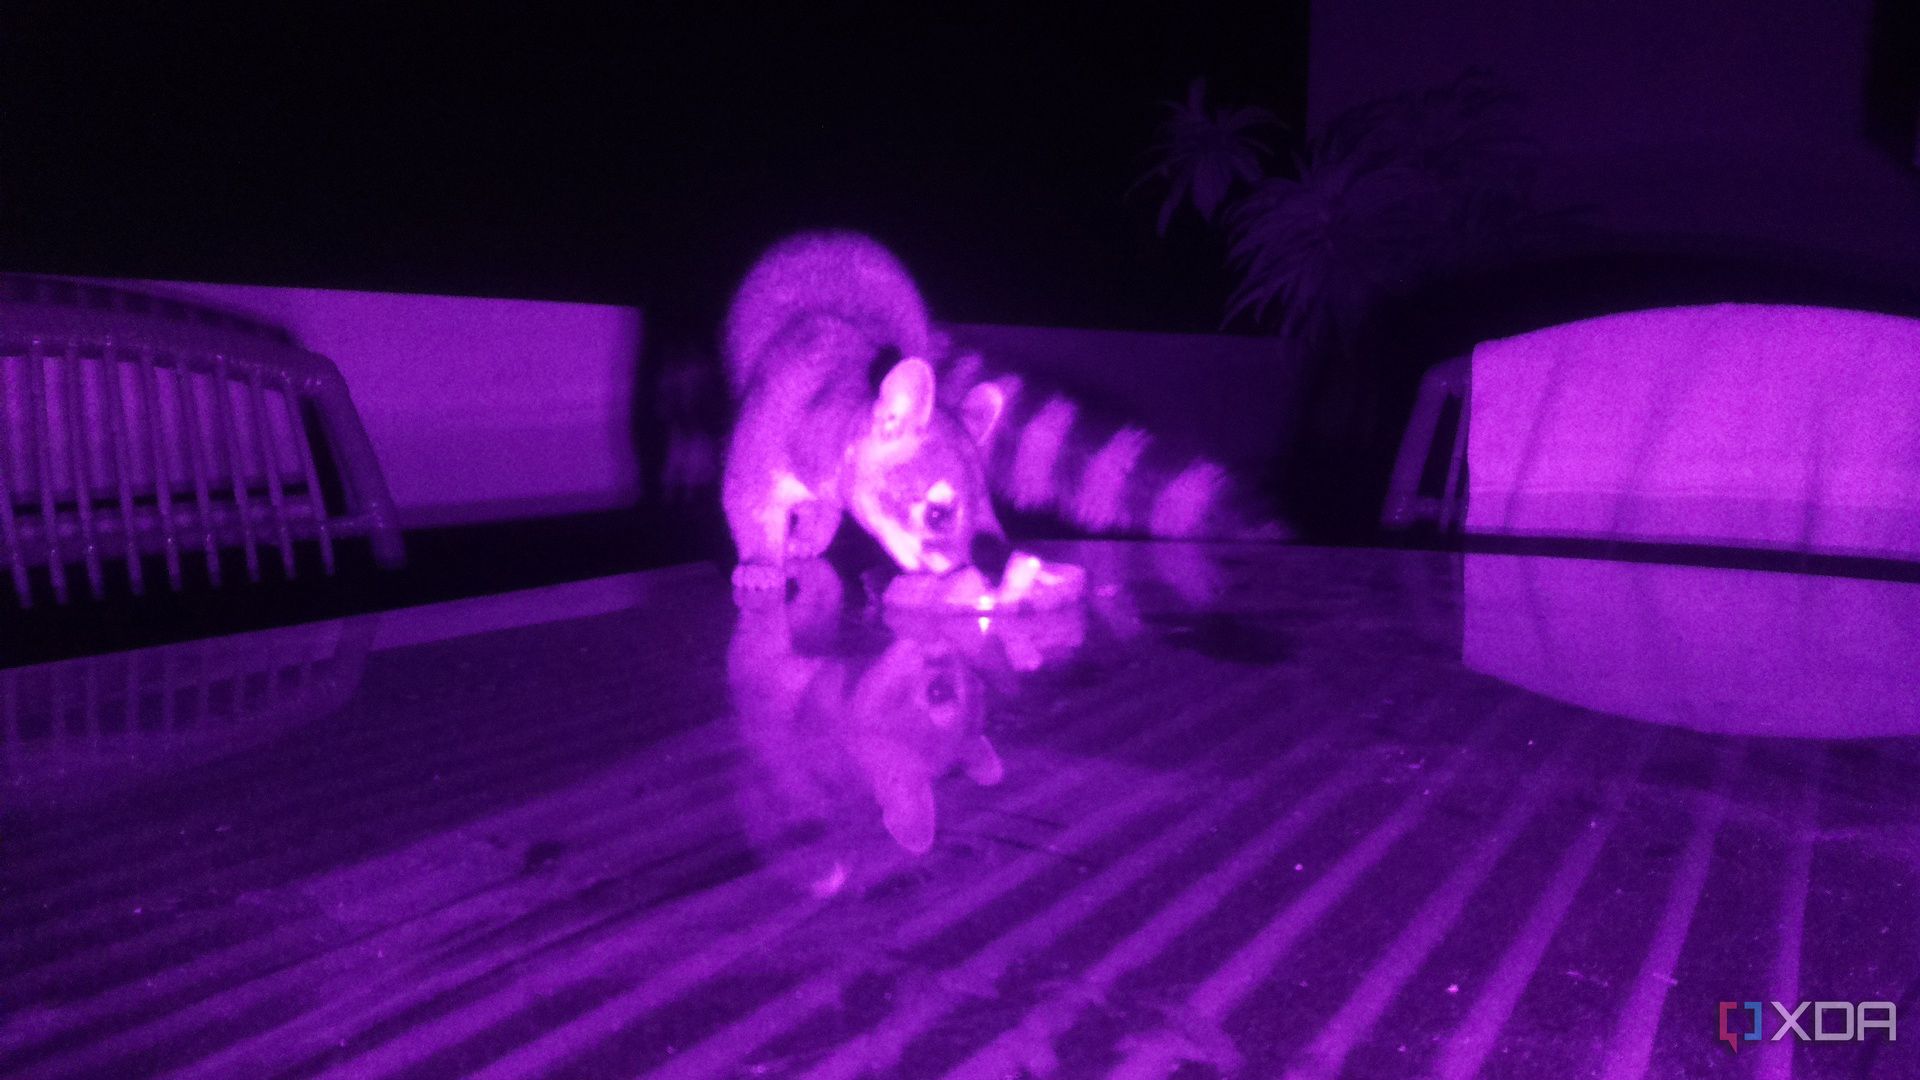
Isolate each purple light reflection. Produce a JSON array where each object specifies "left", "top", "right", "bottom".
[{"left": 1463, "top": 552, "right": 1920, "bottom": 738}]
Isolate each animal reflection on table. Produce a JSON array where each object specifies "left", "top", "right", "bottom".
[{"left": 725, "top": 559, "right": 1087, "bottom": 898}]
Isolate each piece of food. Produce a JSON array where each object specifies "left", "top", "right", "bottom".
[{"left": 882, "top": 551, "right": 1086, "bottom": 612}]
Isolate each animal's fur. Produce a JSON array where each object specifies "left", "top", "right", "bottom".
[
  {"left": 718, "top": 231, "right": 1287, "bottom": 596},
  {"left": 930, "top": 339, "right": 1291, "bottom": 541},
  {"left": 721, "top": 232, "right": 1008, "bottom": 592}
]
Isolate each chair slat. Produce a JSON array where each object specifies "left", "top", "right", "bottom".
[
  {"left": 60, "top": 342, "right": 107, "bottom": 599},
  {"left": 249, "top": 370, "right": 298, "bottom": 579},
  {"left": 281, "top": 372, "right": 337, "bottom": 575},
  {"left": 210, "top": 356, "right": 261, "bottom": 583},
  {"left": 171, "top": 357, "right": 225, "bottom": 588},
  {"left": 26, "top": 340, "right": 70, "bottom": 604},
  {"left": 0, "top": 355, "right": 32, "bottom": 606},
  {"left": 99, "top": 340, "right": 147, "bottom": 596},
  {"left": 137, "top": 348, "right": 186, "bottom": 592}
]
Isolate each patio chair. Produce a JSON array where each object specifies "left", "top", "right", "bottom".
[
  {"left": 1383, "top": 304, "right": 1920, "bottom": 564},
  {"left": 1382, "top": 354, "right": 1470, "bottom": 533},
  {"left": 0, "top": 281, "right": 402, "bottom": 607}
]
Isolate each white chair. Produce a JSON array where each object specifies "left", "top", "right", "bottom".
[
  {"left": 1382, "top": 354, "right": 1470, "bottom": 534},
  {"left": 1386, "top": 304, "right": 1920, "bottom": 563},
  {"left": 0, "top": 279, "right": 402, "bottom": 606}
]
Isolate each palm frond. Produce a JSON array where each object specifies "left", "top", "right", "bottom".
[
  {"left": 1220, "top": 68, "right": 1573, "bottom": 345},
  {"left": 1132, "top": 77, "right": 1285, "bottom": 236}
]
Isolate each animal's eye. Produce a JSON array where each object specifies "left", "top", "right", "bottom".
[
  {"left": 926, "top": 674, "right": 956, "bottom": 705},
  {"left": 924, "top": 503, "right": 953, "bottom": 530}
]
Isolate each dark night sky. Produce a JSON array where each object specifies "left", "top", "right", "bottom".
[{"left": 0, "top": 3, "right": 1308, "bottom": 337}]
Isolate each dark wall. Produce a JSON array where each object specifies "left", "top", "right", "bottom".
[
  {"left": 0, "top": 2, "right": 1308, "bottom": 337},
  {"left": 1309, "top": 0, "right": 1920, "bottom": 278}
]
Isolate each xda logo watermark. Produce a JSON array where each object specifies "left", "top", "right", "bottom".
[{"left": 1717, "top": 1001, "right": 1896, "bottom": 1052}]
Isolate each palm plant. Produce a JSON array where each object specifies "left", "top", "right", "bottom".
[
  {"left": 1133, "top": 78, "right": 1283, "bottom": 237},
  {"left": 1136, "top": 70, "right": 1583, "bottom": 533},
  {"left": 1223, "top": 69, "right": 1555, "bottom": 351}
]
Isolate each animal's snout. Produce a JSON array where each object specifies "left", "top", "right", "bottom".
[{"left": 969, "top": 532, "right": 1012, "bottom": 586}]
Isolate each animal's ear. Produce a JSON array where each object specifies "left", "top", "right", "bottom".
[
  {"left": 959, "top": 380, "right": 1007, "bottom": 447},
  {"left": 962, "top": 734, "right": 1004, "bottom": 787},
  {"left": 873, "top": 357, "right": 937, "bottom": 440}
]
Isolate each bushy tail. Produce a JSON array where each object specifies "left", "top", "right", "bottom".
[
  {"left": 722, "top": 231, "right": 932, "bottom": 396},
  {"left": 936, "top": 346, "right": 1291, "bottom": 542}
]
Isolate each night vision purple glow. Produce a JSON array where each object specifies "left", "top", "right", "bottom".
[{"left": 5, "top": 3, "right": 1920, "bottom": 1077}]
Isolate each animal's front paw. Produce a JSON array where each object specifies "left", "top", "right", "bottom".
[
  {"left": 785, "top": 501, "right": 842, "bottom": 559},
  {"left": 732, "top": 561, "right": 786, "bottom": 596},
  {"left": 786, "top": 557, "right": 845, "bottom": 613}
]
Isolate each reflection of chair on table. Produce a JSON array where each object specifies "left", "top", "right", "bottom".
[
  {"left": 1463, "top": 553, "right": 1920, "bottom": 739},
  {"left": 2, "top": 618, "right": 374, "bottom": 807},
  {"left": 1393, "top": 304, "right": 1920, "bottom": 738},
  {"left": 0, "top": 277, "right": 402, "bottom": 607}
]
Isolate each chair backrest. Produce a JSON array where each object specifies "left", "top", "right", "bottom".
[
  {"left": 0, "top": 294, "right": 402, "bottom": 607},
  {"left": 1386, "top": 305, "right": 1920, "bottom": 565},
  {"left": 1381, "top": 355, "right": 1470, "bottom": 533},
  {"left": 0, "top": 273, "right": 298, "bottom": 345},
  {"left": 1462, "top": 304, "right": 1920, "bottom": 560}
]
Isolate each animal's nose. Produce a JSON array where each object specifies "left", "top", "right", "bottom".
[{"left": 970, "top": 532, "right": 1012, "bottom": 585}]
